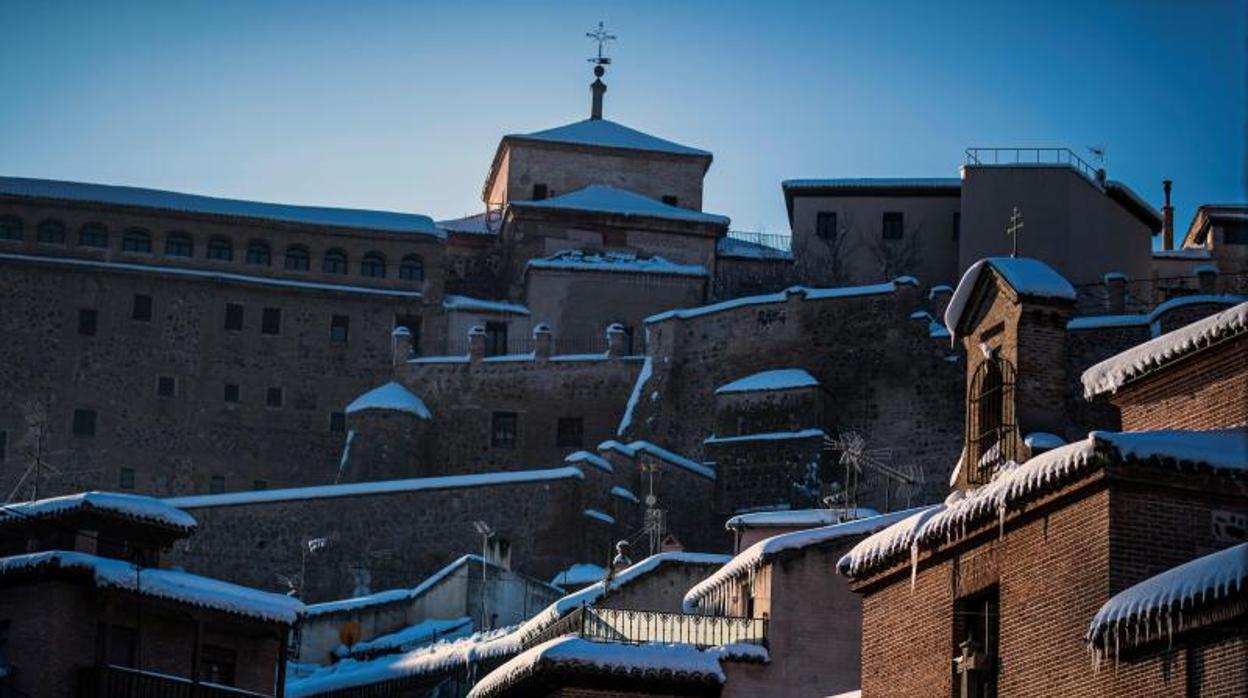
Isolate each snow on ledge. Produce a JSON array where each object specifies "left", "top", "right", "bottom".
[
  {"left": 610, "top": 486, "right": 640, "bottom": 503},
  {"left": 0, "top": 491, "right": 197, "bottom": 532},
  {"left": 442, "top": 295, "right": 531, "bottom": 316},
  {"left": 645, "top": 280, "right": 907, "bottom": 324},
  {"left": 724, "top": 507, "right": 882, "bottom": 531},
  {"left": 714, "top": 368, "right": 819, "bottom": 395},
  {"left": 945, "top": 258, "right": 1076, "bottom": 341},
  {"left": 1087, "top": 542, "right": 1246, "bottom": 659},
  {"left": 344, "top": 381, "right": 431, "bottom": 419},
  {"left": 565, "top": 450, "right": 613, "bottom": 473},
  {"left": 528, "top": 249, "right": 707, "bottom": 277},
  {"left": 703, "top": 429, "right": 826, "bottom": 445},
  {"left": 550, "top": 563, "right": 608, "bottom": 588},
  {"left": 615, "top": 356, "right": 653, "bottom": 436},
  {"left": 583, "top": 508, "right": 616, "bottom": 525}
]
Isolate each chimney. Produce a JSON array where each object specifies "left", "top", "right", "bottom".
[
  {"left": 605, "top": 322, "right": 626, "bottom": 357},
  {"left": 1162, "top": 179, "right": 1175, "bottom": 250},
  {"left": 532, "top": 323, "right": 552, "bottom": 361},
  {"left": 590, "top": 65, "right": 606, "bottom": 120},
  {"left": 467, "top": 325, "right": 486, "bottom": 363},
  {"left": 391, "top": 326, "right": 412, "bottom": 367}
]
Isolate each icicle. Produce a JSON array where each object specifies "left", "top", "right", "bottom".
[
  {"left": 1166, "top": 610, "right": 1173, "bottom": 649},
  {"left": 909, "top": 543, "right": 919, "bottom": 591},
  {"left": 998, "top": 504, "right": 1007, "bottom": 538}
]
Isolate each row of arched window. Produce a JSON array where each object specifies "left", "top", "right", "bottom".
[{"left": 0, "top": 215, "right": 426, "bottom": 281}]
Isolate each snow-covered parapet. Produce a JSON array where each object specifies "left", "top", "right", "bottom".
[
  {"left": 512, "top": 185, "right": 729, "bottom": 226},
  {"left": 724, "top": 507, "right": 881, "bottom": 531},
  {"left": 703, "top": 429, "right": 826, "bottom": 445},
  {"left": 628, "top": 441, "right": 716, "bottom": 480},
  {"left": 683, "top": 508, "right": 925, "bottom": 613},
  {"left": 714, "top": 368, "right": 819, "bottom": 395},
  {"left": 344, "top": 381, "right": 431, "bottom": 419},
  {"left": 443, "top": 295, "right": 531, "bottom": 316},
  {"left": 0, "top": 491, "right": 197, "bottom": 534},
  {"left": 0, "top": 550, "right": 304, "bottom": 624},
  {"left": 528, "top": 249, "right": 708, "bottom": 277},
  {"left": 615, "top": 356, "right": 653, "bottom": 436},
  {"left": 564, "top": 450, "right": 613, "bottom": 473},
  {"left": 1081, "top": 301, "right": 1248, "bottom": 398},
  {"left": 1066, "top": 293, "right": 1246, "bottom": 332},
  {"left": 1087, "top": 542, "right": 1246, "bottom": 663},
  {"left": 944, "top": 257, "right": 1076, "bottom": 341},
  {"left": 645, "top": 280, "right": 909, "bottom": 324}
]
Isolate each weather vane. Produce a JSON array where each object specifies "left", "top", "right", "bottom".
[{"left": 587, "top": 21, "right": 616, "bottom": 66}]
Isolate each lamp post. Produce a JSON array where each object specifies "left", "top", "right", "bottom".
[{"left": 472, "top": 521, "right": 494, "bottom": 630}]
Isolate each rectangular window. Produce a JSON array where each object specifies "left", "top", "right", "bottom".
[
  {"left": 72, "top": 409, "right": 96, "bottom": 437},
  {"left": 131, "top": 294, "right": 152, "bottom": 322},
  {"left": 253, "top": 480, "right": 267, "bottom": 491},
  {"left": 485, "top": 321, "right": 508, "bottom": 357},
  {"left": 261, "top": 307, "right": 282, "bottom": 335},
  {"left": 661, "top": 195, "right": 679, "bottom": 206},
  {"left": 329, "top": 412, "right": 346, "bottom": 432},
  {"left": 156, "top": 376, "right": 176, "bottom": 398},
  {"left": 491, "top": 412, "right": 518, "bottom": 449},
  {"left": 882, "top": 211, "right": 905, "bottom": 240},
  {"left": 78, "top": 308, "right": 97, "bottom": 336},
  {"left": 118, "top": 467, "right": 135, "bottom": 490},
  {"left": 954, "top": 587, "right": 999, "bottom": 698},
  {"left": 201, "top": 644, "right": 238, "bottom": 687},
  {"left": 953, "top": 211, "right": 961, "bottom": 241},
  {"left": 1224, "top": 222, "right": 1248, "bottom": 245},
  {"left": 330, "top": 315, "right": 350, "bottom": 344},
  {"left": 556, "top": 417, "right": 584, "bottom": 448},
  {"left": 532, "top": 183, "right": 548, "bottom": 201},
  {"left": 224, "top": 303, "right": 244, "bottom": 332},
  {"left": 209, "top": 475, "right": 226, "bottom": 494},
  {"left": 224, "top": 383, "right": 240, "bottom": 403},
  {"left": 396, "top": 315, "right": 422, "bottom": 355},
  {"left": 266, "top": 387, "right": 284, "bottom": 408},
  {"left": 816, "top": 211, "right": 837, "bottom": 240}
]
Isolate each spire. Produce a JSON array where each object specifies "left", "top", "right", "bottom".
[{"left": 586, "top": 21, "right": 616, "bottom": 121}]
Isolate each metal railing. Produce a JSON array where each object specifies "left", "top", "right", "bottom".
[
  {"left": 522, "top": 606, "right": 768, "bottom": 651},
  {"left": 77, "top": 665, "right": 271, "bottom": 698},
  {"left": 725, "top": 230, "right": 793, "bottom": 256},
  {"left": 964, "top": 147, "right": 1103, "bottom": 184}
]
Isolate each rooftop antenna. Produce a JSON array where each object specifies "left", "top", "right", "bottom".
[{"left": 586, "top": 21, "right": 616, "bottom": 120}]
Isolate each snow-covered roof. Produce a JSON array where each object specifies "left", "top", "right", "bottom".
[
  {"left": 0, "top": 176, "right": 443, "bottom": 237},
  {"left": 724, "top": 507, "right": 882, "bottom": 531},
  {"left": 1087, "top": 543, "right": 1246, "bottom": 660},
  {"left": 646, "top": 279, "right": 913, "bottom": 324},
  {"left": 684, "top": 508, "right": 925, "bottom": 612},
  {"left": 0, "top": 550, "right": 304, "bottom": 624},
  {"left": 510, "top": 185, "right": 729, "bottom": 226},
  {"left": 945, "top": 258, "right": 1076, "bottom": 338},
  {"left": 0, "top": 491, "right": 197, "bottom": 533},
  {"left": 550, "top": 563, "right": 607, "bottom": 588},
  {"left": 564, "top": 450, "right": 613, "bottom": 473},
  {"left": 716, "top": 236, "right": 793, "bottom": 261},
  {"left": 715, "top": 368, "right": 820, "bottom": 395},
  {"left": 165, "top": 467, "right": 584, "bottom": 509},
  {"left": 437, "top": 212, "right": 497, "bottom": 236},
  {"left": 1081, "top": 301, "right": 1248, "bottom": 398},
  {"left": 344, "top": 381, "right": 431, "bottom": 419},
  {"left": 343, "top": 617, "right": 473, "bottom": 659},
  {"left": 442, "top": 295, "right": 531, "bottom": 315},
  {"left": 526, "top": 249, "right": 707, "bottom": 277},
  {"left": 509, "top": 118, "right": 711, "bottom": 158},
  {"left": 782, "top": 177, "right": 961, "bottom": 192},
  {"left": 703, "top": 429, "right": 826, "bottom": 445},
  {"left": 838, "top": 429, "right": 1248, "bottom": 579}
]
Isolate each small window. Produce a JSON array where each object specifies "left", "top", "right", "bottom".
[
  {"left": 323, "top": 249, "right": 348, "bottom": 274},
  {"left": 118, "top": 467, "right": 135, "bottom": 490},
  {"left": 206, "top": 236, "right": 233, "bottom": 261},
  {"left": 661, "top": 195, "right": 678, "bottom": 206},
  {"left": 156, "top": 376, "right": 176, "bottom": 398},
  {"left": 209, "top": 475, "right": 226, "bottom": 494},
  {"left": 223, "top": 383, "right": 240, "bottom": 403},
  {"left": 532, "top": 183, "right": 548, "bottom": 201},
  {"left": 330, "top": 315, "right": 350, "bottom": 343},
  {"left": 954, "top": 588, "right": 1000, "bottom": 698},
  {"left": 201, "top": 644, "right": 237, "bottom": 686},
  {"left": 266, "top": 387, "right": 283, "bottom": 408},
  {"left": 78, "top": 308, "right": 98, "bottom": 336},
  {"left": 361, "top": 252, "right": 386, "bottom": 278},
  {"left": 72, "top": 408, "right": 96, "bottom": 437},
  {"left": 165, "top": 231, "right": 193, "bottom": 257},
  {"left": 953, "top": 212, "right": 961, "bottom": 241},
  {"left": 224, "top": 303, "right": 244, "bottom": 331},
  {"left": 131, "top": 294, "right": 152, "bottom": 322},
  {"left": 882, "top": 212, "right": 904, "bottom": 240},
  {"left": 253, "top": 480, "right": 267, "bottom": 491},
  {"left": 491, "top": 412, "right": 518, "bottom": 449},
  {"left": 261, "top": 307, "right": 282, "bottom": 335},
  {"left": 121, "top": 228, "right": 151, "bottom": 253},
  {"left": 329, "top": 412, "right": 346, "bottom": 432},
  {"left": 245, "top": 240, "right": 271, "bottom": 266},
  {"left": 79, "top": 223, "right": 109, "bottom": 248},
  {"left": 37, "top": 219, "right": 66, "bottom": 244},
  {"left": 556, "top": 417, "right": 583, "bottom": 448},
  {"left": 285, "top": 245, "right": 310, "bottom": 271},
  {"left": 0, "top": 215, "right": 22, "bottom": 240},
  {"left": 816, "top": 211, "right": 837, "bottom": 240},
  {"left": 399, "top": 255, "right": 425, "bottom": 282},
  {"left": 484, "top": 321, "right": 508, "bottom": 357}
]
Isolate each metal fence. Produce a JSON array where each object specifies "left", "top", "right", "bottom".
[
  {"left": 965, "top": 147, "right": 1103, "bottom": 183},
  {"left": 725, "top": 230, "right": 793, "bottom": 256},
  {"left": 521, "top": 606, "right": 768, "bottom": 651}
]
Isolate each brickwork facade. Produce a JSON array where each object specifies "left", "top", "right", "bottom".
[{"left": 1108, "top": 334, "right": 1248, "bottom": 431}]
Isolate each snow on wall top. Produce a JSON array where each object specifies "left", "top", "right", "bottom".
[
  {"left": 437, "top": 212, "right": 496, "bottom": 236},
  {"left": 344, "top": 381, "right": 431, "bottom": 419},
  {"left": 511, "top": 185, "right": 730, "bottom": 226},
  {"left": 1087, "top": 542, "right": 1246, "bottom": 654},
  {"left": 1066, "top": 294, "right": 1246, "bottom": 332},
  {"left": 782, "top": 177, "right": 961, "bottom": 192},
  {"left": 1081, "top": 301, "right": 1248, "bottom": 398},
  {"left": 724, "top": 507, "right": 882, "bottom": 531},
  {"left": 0, "top": 176, "right": 443, "bottom": 237},
  {"left": 0, "top": 550, "right": 304, "bottom": 624},
  {"left": 683, "top": 508, "right": 925, "bottom": 612},
  {"left": 645, "top": 279, "right": 911, "bottom": 324},
  {"left": 442, "top": 295, "right": 532, "bottom": 315},
  {"left": 0, "top": 491, "right": 197, "bottom": 533},
  {"left": 716, "top": 236, "right": 793, "bottom": 260},
  {"left": 527, "top": 249, "right": 707, "bottom": 277},
  {"left": 838, "top": 429, "right": 1248, "bottom": 579},
  {"left": 629, "top": 441, "right": 716, "bottom": 480},
  {"left": 550, "top": 563, "right": 607, "bottom": 587},
  {"left": 510, "top": 118, "right": 711, "bottom": 158},
  {"left": 342, "top": 616, "right": 473, "bottom": 659},
  {"left": 714, "top": 368, "right": 820, "bottom": 395},
  {"left": 164, "top": 467, "right": 584, "bottom": 509},
  {"left": 944, "top": 258, "right": 1076, "bottom": 338},
  {"left": 615, "top": 356, "right": 653, "bottom": 437},
  {"left": 564, "top": 450, "right": 613, "bottom": 473}
]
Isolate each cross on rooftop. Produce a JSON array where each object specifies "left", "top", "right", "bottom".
[
  {"left": 1006, "top": 207, "right": 1025, "bottom": 258},
  {"left": 587, "top": 21, "right": 616, "bottom": 65}
]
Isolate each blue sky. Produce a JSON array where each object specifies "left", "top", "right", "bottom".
[{"left": 1, "top": 1, "right": 1243, "bottom": 238}]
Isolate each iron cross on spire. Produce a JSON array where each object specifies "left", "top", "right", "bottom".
[
  {"left": 1006, "top": 206, "right": 1025, "bottom": 258},
  {"left": 587, "top": 21, "right": 616, "bottom": 65}
]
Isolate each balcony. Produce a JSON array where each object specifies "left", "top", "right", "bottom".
[
  {"left": 77, "top": 665, "right": 271, "bottom": 698},
  {"left": 522, "top": 606, "right": 768, "bottom": 652}
]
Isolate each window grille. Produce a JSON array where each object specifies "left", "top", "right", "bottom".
[{"left": 965, "top": 357, "right": 1018, "bottom": 484}]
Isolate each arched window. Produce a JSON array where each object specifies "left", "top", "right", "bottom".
[
  {"left": 361, "top": 251, "right": 386, "bottom": 278},
  {"left": 245, "top": 240, "right": 271, "bottom": 266},
  {"left": 122, "top": 228, "right": 151, "bottom": 253},
  {"left": 79, "top": 223, "right": 109, "bottom": 248},
  {"left": 206, "top": 236, "right": 233, "bottom": 261},
  {"left": 0, "top": 215, "right": 22, "bottom": 241},
  {"left": 37, "top": 219, "right": 65, "bottom": 244},
  {"left": 965, "top": 356, "right": 1018, "bottom": 484},
  {"left": 165, "top": 231, "right": 193, "bottom": 257},
  {"left": 399, "top": 254, "right": 425, "bottom": 282},
  {"left": 323, "top": 248, "right": 348, "bottom": 274},
  {"left": 285, "top": 245, "right": 310, "bottom": 271}
]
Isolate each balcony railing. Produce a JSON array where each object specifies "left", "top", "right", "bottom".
[
  {"left": 521, "top": 606, "right": 768, "bottom": 651},
  {"left": 964, "top": 147, "right": 1103, "bottom": 184},
  {"left": 78, "top": 665, "right": 271, "bottom": 698},
  {"left": 725, "top": 230, "right": 793, "bottom": 256}
]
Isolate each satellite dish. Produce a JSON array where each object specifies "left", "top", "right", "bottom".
[{"left": 644, "top": 494, "right": 657, "bottom": 507}]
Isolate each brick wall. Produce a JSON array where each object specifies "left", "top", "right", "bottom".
[{"left": 1110, "top": 335, "right": 1248, "bottom": 431}]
